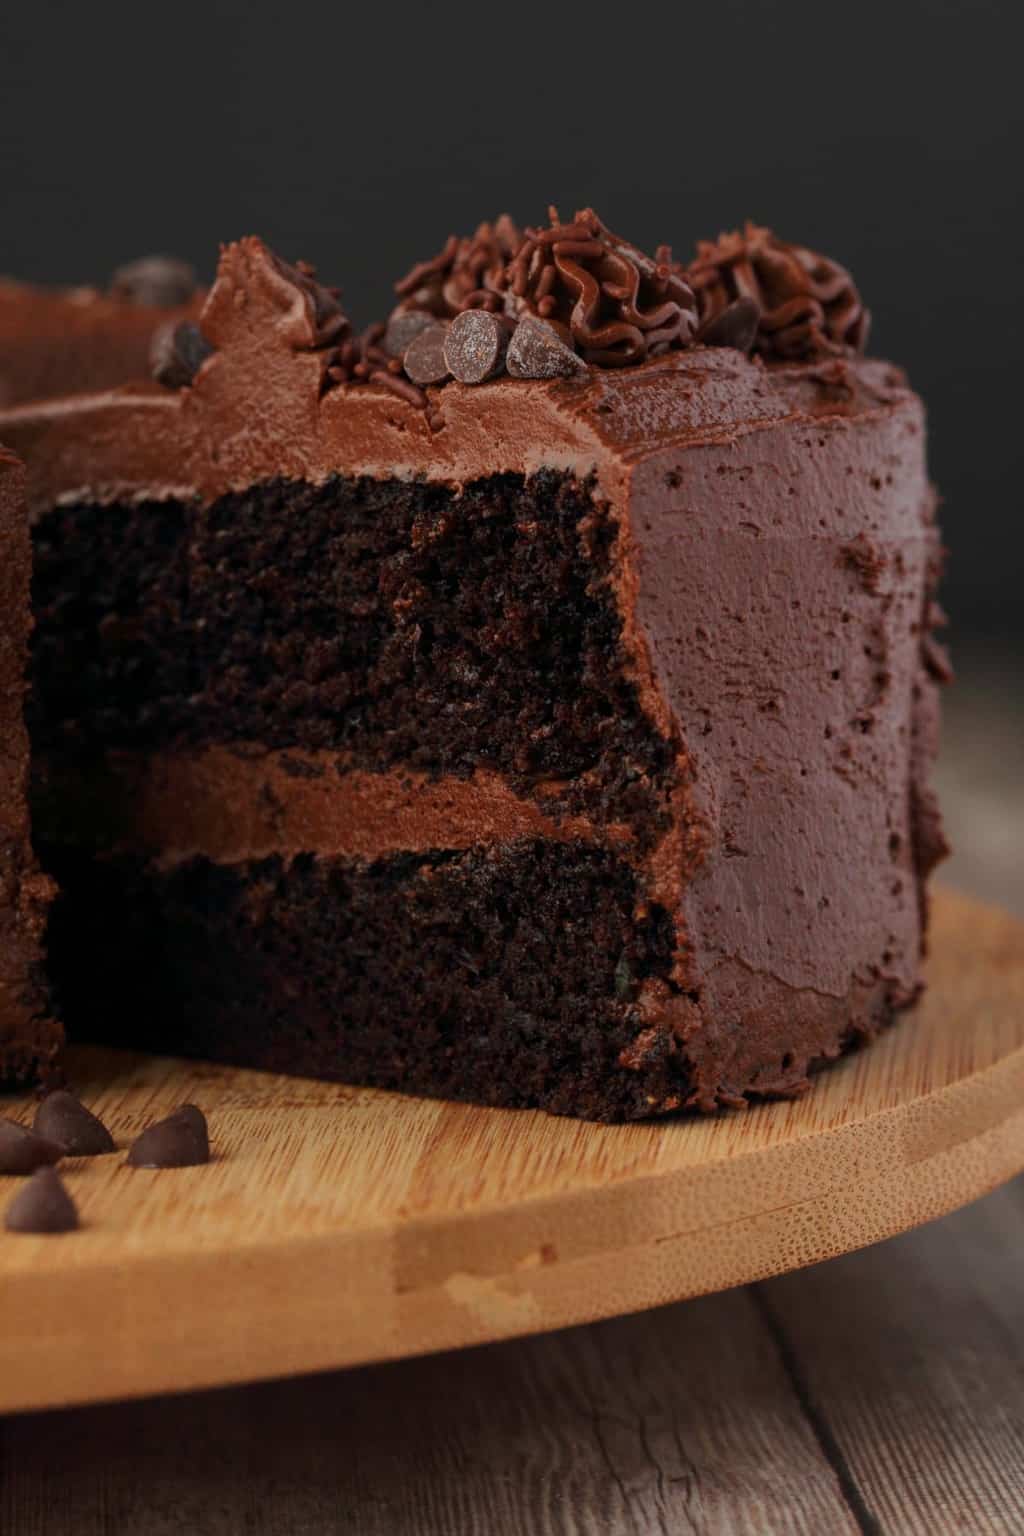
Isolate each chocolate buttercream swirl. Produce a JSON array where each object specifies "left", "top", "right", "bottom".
[
  {"left": 688, "top": 223, "right": 869, "bottom": 362},
  {"left": 393, "top": 215, "right": 522, "bottom": 319},
  {"left": 390, "top": 207, "right": 697, "bottom": 369},
  {"left": 265, "top": 253, "right": 351, "bottom": 350},
  {"left": 506, "top": 208, "right": 698, "bottom": 366}
]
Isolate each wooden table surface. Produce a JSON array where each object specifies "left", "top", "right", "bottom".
[{"left": 2, "top": 669, "right": 1021, "bottom": 1536}]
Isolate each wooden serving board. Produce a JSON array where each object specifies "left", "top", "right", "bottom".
[{"left": 1, "top": 884, "right": 1022, "bottom": 1415}]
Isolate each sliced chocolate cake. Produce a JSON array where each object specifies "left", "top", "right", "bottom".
[
  {"left": 0, "top": 209, "right": 947, "bottom": 1119},
  {"left": 0, "top": 447, "right": 57, "bottom": 1084},
  {"left": 0, "top": 258, "right": 201, "bottom": 408}
]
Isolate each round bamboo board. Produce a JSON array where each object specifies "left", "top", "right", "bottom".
[{"left": 1, "top": 884, "right": 1022, "bottom": 1414}]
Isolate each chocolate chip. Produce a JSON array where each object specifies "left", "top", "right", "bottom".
[
  {"left": 34, "top": 1091, "right": 115, "bottom": 1157},
  {"left": 5, "top": 1167, "right": 79, "bottom": 1233},
  {"left": 403, "top": 323, "right": 450, "bottom": 386},
  {"left": 111, "top": 255, "right": 197, "bottom": 307},
  {"left": 443, "top": 310, "right": 508, "bottom": 384},
  {"left": 150, "top": 320, "right": 214, "bottom": 389},
  {"left": 384, "top": 309, "right": 437, "bottom": 359},
  {"left": 127, "top": 1104, "right": 210, "bottom": 1168},
  {"left": 0, "top": 1116, "right": 64, "bottom": 1176},
  {"left": 506, "top": 316, "right": 586, "bottom": 380},
  {"left": 698, "top": 296, "right": 762, "bottom": 354}
]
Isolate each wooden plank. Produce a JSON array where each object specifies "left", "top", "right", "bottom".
[
  {"left": 0, "top": 1285, "right": 858, "bottom": 1536},
  {"left": 758, "top": 1176, "right": 1024, "bottom": 1534},
  {"left": 0, "top": 885, "right": 1022, "bottom": 1412}
]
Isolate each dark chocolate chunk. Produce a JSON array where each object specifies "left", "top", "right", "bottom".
[
  {"left": 0, "top": 1116, "right": 64, "bottom": 1176},
  {"left": 111, "top": 256, "right": 197, "bottom": 307},
  {"left": 443, "top": 310, "right": 508, "bottom": 384},
  {"left": 698, "top": 296, "right": 762, "bottom": 354},
  {"left": 403, "top": 323, "right": 450, "bottom": 386},
  {"left": 5, "top": 1167, "right": 79, "bottom": 1233},
  {"left": 384, "top": 309, "right": 437, "bottom": 359},
  {"left": 34, "top": 1091, "right": 115, "bottom": 1157},
  {"left": 506, "top": 316, "right": 585, "bottom": 380},
  {"left": 150, "top": 320, "right": 215, "bottom": 389},
  {"left": 127, "top": 1104, "right": 210, "bottom": 1168}
]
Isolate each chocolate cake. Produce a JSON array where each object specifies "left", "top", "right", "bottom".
[
  {"left": 0, "top": 258, "right": 201, "bottom": 408},
  {"left": 0, "top": 209, "right": 948, "bottom": 1119},
  {"left": 0, "top": 447, "right": 57, "bottom": 1084}
]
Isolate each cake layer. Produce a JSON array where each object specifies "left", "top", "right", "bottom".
[
  {"left": 0, "top": 447, "right": 58, "bottom": 1084},
  {"left": 45, "top": 838, "right": 679, "bottom": 1121},
  {"left": 44, "top": 830, "right": 901, "bottom": 1118},
  {"left": 31, "top": 471, "right": 675, "bottom": 835}
]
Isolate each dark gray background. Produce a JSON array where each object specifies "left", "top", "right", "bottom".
[{"left": 1, "top": 1, "right": 1020, "bottom": 660}]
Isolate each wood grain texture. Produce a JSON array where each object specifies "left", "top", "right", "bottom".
[
  {"left": 0, "top": 883, "right": 1022, "bottom": 1414},
  {"left": 758, "top": 1178, "right": 1024, "bottom": 1534},
  {"left": 4, "top": 1184, "right": 1023, "bottom": 1535},
  {"left": 0, "top": 1286, "right": 860, "bottom": 1535}
]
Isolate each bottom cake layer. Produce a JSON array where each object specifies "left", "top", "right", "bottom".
[
  {"left": 46, "top": 838, "right": 688, "bottom": 1121},
  {"left": 0, "top": 835, "right": 60, "bottom": 1086}
]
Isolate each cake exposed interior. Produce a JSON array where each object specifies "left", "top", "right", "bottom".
[
  {"left": 30, "top": 471, "right": 676, "bottom": 832},
  {"left": 1, "top": 210, "right": 948, "bottom": 1119},
  {"left": 30, "top": 464, "right": 689, "bottom": 1119}
]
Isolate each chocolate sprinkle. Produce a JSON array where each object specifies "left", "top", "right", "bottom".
[
  {"left": 507, "top": 208, "right": 698, "bottom": 365},
  {"left": 0, "top": 1116, "right": 64, "bottom": 1176},
  {"left": 5, "top": 1167, "right": 79, "bottom": 1234},
  {"left": 110, "top": 256, "right": 197, "bottom": 307},
  {"left": 127, "top": 1104, "right": 210, "bottom": 1168},
  {"left": 443, "top": 309, "right": 508, "bottom": 384},
  {"left": 384, "top": 309, "right": 437, "bottom": 358},
  {"left": 403, "top": 324, "right": 450, "bottom": 386},
  {"left": 369, "top": 370, "right": 428, "bottom": 409},
  {"left": 34, "top": 1091, "right": 115, "bottom": 1158},
  {"left": 506, "top": 316, "right": 586, "bottom": 379},
  {"left": 393, "top": 216, "right": 521, "bottom": 319},
  {"left": 150, "top": 320, "right": 215, "bottom": 389},
  {"left": 697, "top": 296, "right": 762, "bottom": 354}
]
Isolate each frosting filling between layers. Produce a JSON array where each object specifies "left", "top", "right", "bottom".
[{"left": 33, "top": 750, "right": 635, "bottom": 865}]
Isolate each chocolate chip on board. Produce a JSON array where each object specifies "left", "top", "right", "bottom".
[
  {"left": 34, "top": 1091, "right": 115, "bottom": 1157},
  {"left": 127, "top": 1104, "right": 210, "bottom": 1168},
  {"left": 5, "top": 1166, "right": 79, "bottom": 1233},
  {"left": 0, "top": 1116, "right": 64, "bottom": 1176}
]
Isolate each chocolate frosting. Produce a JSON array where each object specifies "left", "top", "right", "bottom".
[
  {"left": 387, "top": 207, "right": 698, "bottom": 381},
  {"left": 0, "top": 229, "right": 945, "bottom": 1111},
  {"left": 688, "top": 223, "right": 870, "bottom": 362},
  {"left": 0, "top": 278, "right": 204, "bottom": 408},
  {"left": 393, "top": 215, "right": 522, "bottom": 318}
]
